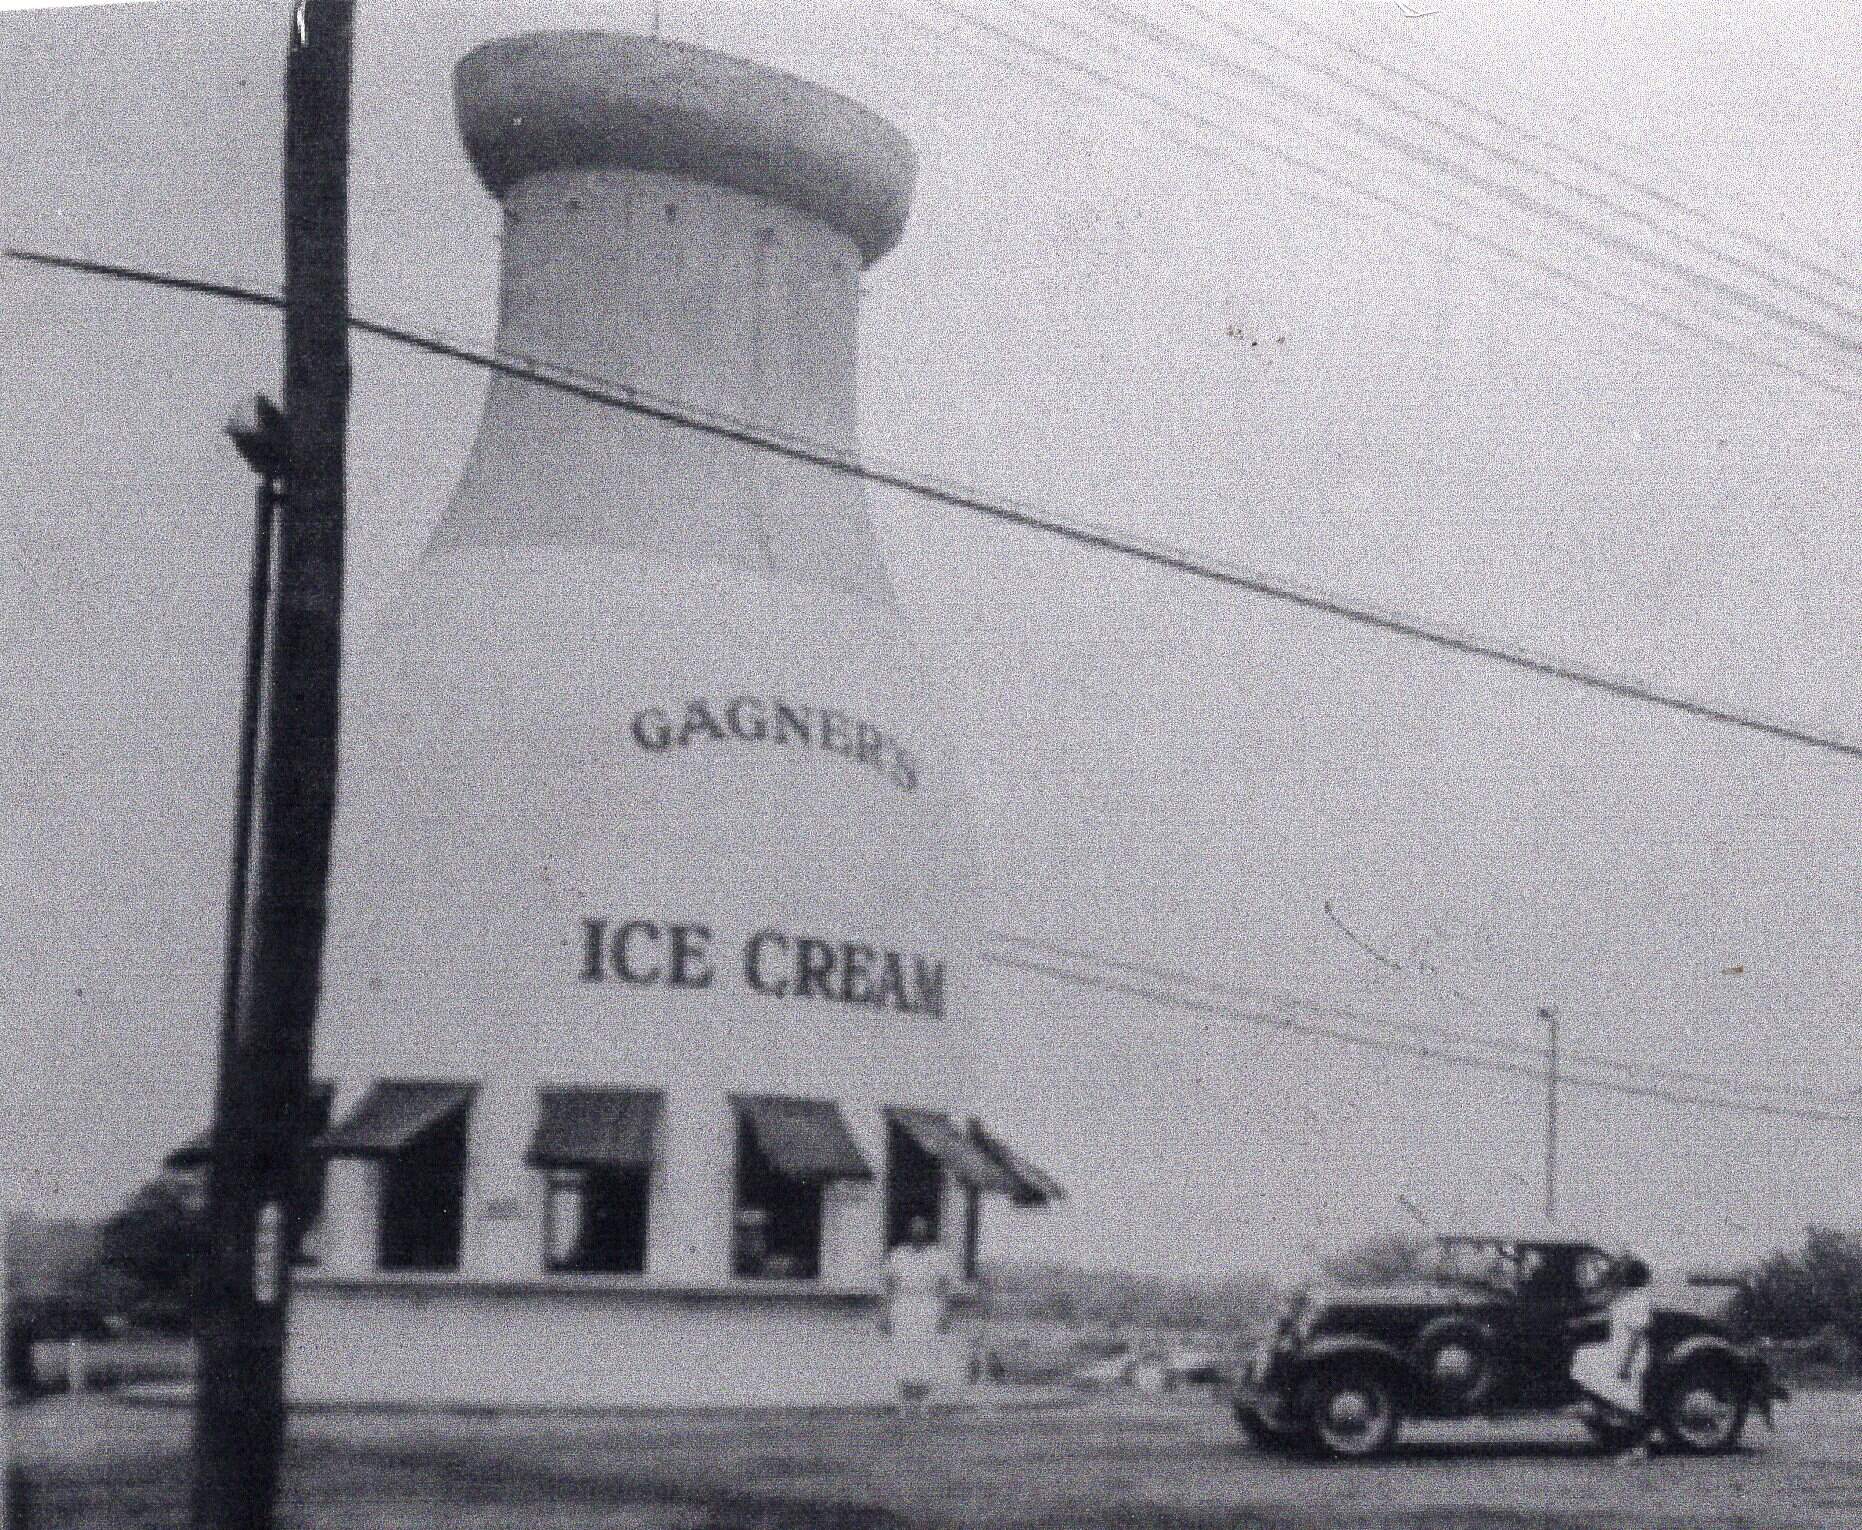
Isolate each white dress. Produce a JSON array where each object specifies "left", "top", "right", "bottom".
[
  {"left": 885, "top": 1243, "right": 949, "bottom": 1388},
  {"left": 1570, "top": 1286, "right": 1653, "bottom": 1416}
]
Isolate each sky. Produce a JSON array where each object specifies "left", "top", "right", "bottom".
[{"left": 1, "top": 0, "right": 1857, "bottom": 1281}]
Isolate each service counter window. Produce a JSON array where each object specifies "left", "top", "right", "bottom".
[
  {"left": 529, "top": 1087, "right": 662, "bottom": 1275},
  {"left": 883, "top": 1112, "right": 945, "bottom": 1249},
  {"left": 884, "top": 1107, "right": 1020, "bottom": 1268},
  {"left": 319, "top": 1079, "right": 476, "bottom": 1273},
  {"left": 731, "top": 1095, "right": 872, "bottom": 1281},
  {"left": 544, "top": 1167, "right": 651, "bottom": 1273}
]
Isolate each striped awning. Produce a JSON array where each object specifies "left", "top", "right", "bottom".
[
  {"left": 527, "top": 1087, "right": 663, "bottom": 1169},
  {"left": 164, "top": 1081, "right": 337, "bottom": 1169},
  {"left": 886, "top": 1106, "right": 1020, "bottom": 1195},
  {"left": 733, "top": 1094, "right": 873, "bottom": 1181},
  {"left": 319, "top": 1080, "right": 475, "bottom": 1156},
  {"left": 968, "top": 1121, "right": 1067, "bottom": 1207}
]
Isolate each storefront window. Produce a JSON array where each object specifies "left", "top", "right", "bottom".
[
  {"left": 884, "top": 1116, "right": 943, "bottom": 1249},
  {"left": 543, "top": 1166, "right": 650, "bottom": 1274},
  {"left": 378, "top": 1107, "right": 469, "bottom": 1272},
  {"left": 319, "top": 1080, "right": 476, "bottom": 1275},
  {"left": 733, "top": 1117, "right": 823, "bottom": 1280}
]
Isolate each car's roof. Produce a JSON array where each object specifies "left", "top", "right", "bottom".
[{"left": 1433, "top": 1230, "right": 1617, "bottom": 1251}]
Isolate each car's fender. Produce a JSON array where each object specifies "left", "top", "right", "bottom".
[
  {"left": 1286, "top": 1335, "right": 1417, "bottom": 1399},
  {"left": 1652, "top": 1335, "right": 1761, "bottom": 1404},
  {"left": 1654, "top": 1333, "right": 1747, "bottom": 1377}
]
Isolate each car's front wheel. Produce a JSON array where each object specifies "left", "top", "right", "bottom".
[
  {"left": 1580, "top": 1409, "right": 1644, "bottom": 1452},
  {"left": 1653, "top": 1356, "right": 1749, "bottom": 1454},
  {"left": 1234, "top": 1401, "right": 1304, "bottom": 1451},
  {"left": 1300, "top": 1366, "right": 1402, "bottom": 1460}
]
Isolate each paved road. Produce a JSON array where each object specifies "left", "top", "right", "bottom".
[{"left": 14, "top": 1387, "right": 1862, "bottom": 1528}]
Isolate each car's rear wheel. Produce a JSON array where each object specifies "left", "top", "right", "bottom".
[
  {"left": 1654, "top": 1357, "right": 1748, "bottom": 1454},
  {"left": 1301, "top": 1367, "right": 1401, "bottom": 1460}
]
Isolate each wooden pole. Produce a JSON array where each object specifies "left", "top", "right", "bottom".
[{"left": 192, "top": 6, "right": 353, "bottom": 1526}]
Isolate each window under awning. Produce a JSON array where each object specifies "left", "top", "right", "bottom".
[
  {"left": 164, "top": 1080, "right": 337, "bottom": 1170},
  {"left": 319, "top": 1080, "right": 475, "bottom": 1157},
  {"left": 968, "top": 1121, "right": 1067, "bottom": 1207},
  {"left": 733, "top": 1094, "right": 873, "bottom": 1181},
  {"left": 886, "top": 1106, "right": 1020, "bottom": 1195},
  {"left": 527, "top": 1087, "right": 664, "bottom": 1169}
]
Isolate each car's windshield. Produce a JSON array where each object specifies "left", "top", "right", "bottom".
[
  {"left": 1426, "top": 1239, "right": 1618, "bottom": 1301},
  {"left": 1427, "top": 1239, "right": 1521, "bottom": 1291}
]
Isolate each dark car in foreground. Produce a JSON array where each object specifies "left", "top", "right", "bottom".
[{"left": 1234, "top": 1233, "right": 1787, "bottom": 1460}]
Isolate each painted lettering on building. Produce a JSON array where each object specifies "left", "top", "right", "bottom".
[
  {"left": 629, "top": 697, "right": 919, "bottom": 792},
  {"left": 578, "top": 918, "right": 946, "bottom": 1019}
]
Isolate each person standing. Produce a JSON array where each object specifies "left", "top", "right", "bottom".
[
  {"left": 882, "top": 1216, "right": 952, "bottom": 1413},
  {"left": 1570, "top": 1254, "right": 1656, "bottom": 1457}
]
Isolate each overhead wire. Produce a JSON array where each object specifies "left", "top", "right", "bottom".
[
  {"left": 878, "top": 0, "right": 1615, "bottom": 362},
  {"left": 1236, "top": 0, "right": 1858, "bottom": 315},
  {"left": 11, "top": 244, "right": 1862, "bottom": 768},
  {"left": 15, "top": 30, "right": 1855, "bottom": 1211},
  {"left": 988, "top": 928, "right": 1838, "bottom": 1101},
  {"left": 1303, "top": 911, "right": 1818, "bottom": 1098},
  {"left": 982, "top": 944, "right": 1862, "bottom": 1126},
  {"left": 1160, "top": 0, "right": 1862, "bottom": 357},
  {"left": 1042, "top": 0, "right": 1860, "bottom": 355},
  {"left": 910, "top": 0, "right": 1860, "bottom": 401},
  {"left": 876, "top": 0, "right": 1374, "bottom": 226}
]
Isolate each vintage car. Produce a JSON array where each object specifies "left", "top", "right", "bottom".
[{"left": 1233, "top": 1233, "right": 1787, "bottom": 1460}]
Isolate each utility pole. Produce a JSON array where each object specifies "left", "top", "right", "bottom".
[
  {"left": 1541, "top": 1005, "right": 1559, "bottom": 1225},
  {"left": 192, "top": 5, "right": 353, "bottom": 1528}
]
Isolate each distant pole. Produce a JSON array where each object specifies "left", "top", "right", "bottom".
[
  {"left": 191, "top": 5, "right": 353, "bottom": 1528},
  {"left": 1541, "top": 1006, "right": 1559, "bottom": 1225}
]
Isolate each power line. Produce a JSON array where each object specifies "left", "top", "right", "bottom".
[
  {"left": 1110, "top": 0, "right": 1857, "bottom": 350},
  {"left": 1164, "top": 0, "right": 1862, "bottom": 358},
  {"left": 12, "top": 245, "right": 1862, "bottom": 766},
  {"left": 990, "top": 0, "right": 1862, "bottom": 380},
  {"left": 19, "top": 246, "right": 1852, "bottom": 1110},
  {"left": 1238, "top": 0, "right": 1858, "bottom": 316},
  {"left": 1307, "top": 906, "right": 1845, "bottom": 1099},
  {"left": 912, "top": 0, "right": 1859, "bottom": 401},
  {"left": 989, "top": 928, "right": 1835, "bottom": 1102},
  {"left": 14, "top": 247, "right": 1862, "bottom": 774},
  {"left": 1021, "top": 0, "right": 1860, "bottom": 357},
  {"left": 883, "top": 0, "right": 1732, "bottom": 385},
  {"left": 876, "top": 0, "right": 1370, "bottom": 226},
  {"left": 982, "top": 945, "right": 1862, "bottom": 1126},
  {"left": 878, "top": 0, "right": 1615, "bottom": 357}
]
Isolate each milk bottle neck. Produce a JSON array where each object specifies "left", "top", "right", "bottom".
[{"left": 430, "top": 167, "right": 894, "bottom": 604}]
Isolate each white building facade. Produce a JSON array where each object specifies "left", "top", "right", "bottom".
[{"left": 274, "top": 32, "right": 1059, "bottom": 1409}]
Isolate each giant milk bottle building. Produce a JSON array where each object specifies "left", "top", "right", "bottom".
[{"left": 279, "top": 32, "right": 1061, "bottom": 1407}]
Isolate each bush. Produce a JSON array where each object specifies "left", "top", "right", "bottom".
[{"left": 1745, "top": 1228, "right": 1862, "bottom": 1348}]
